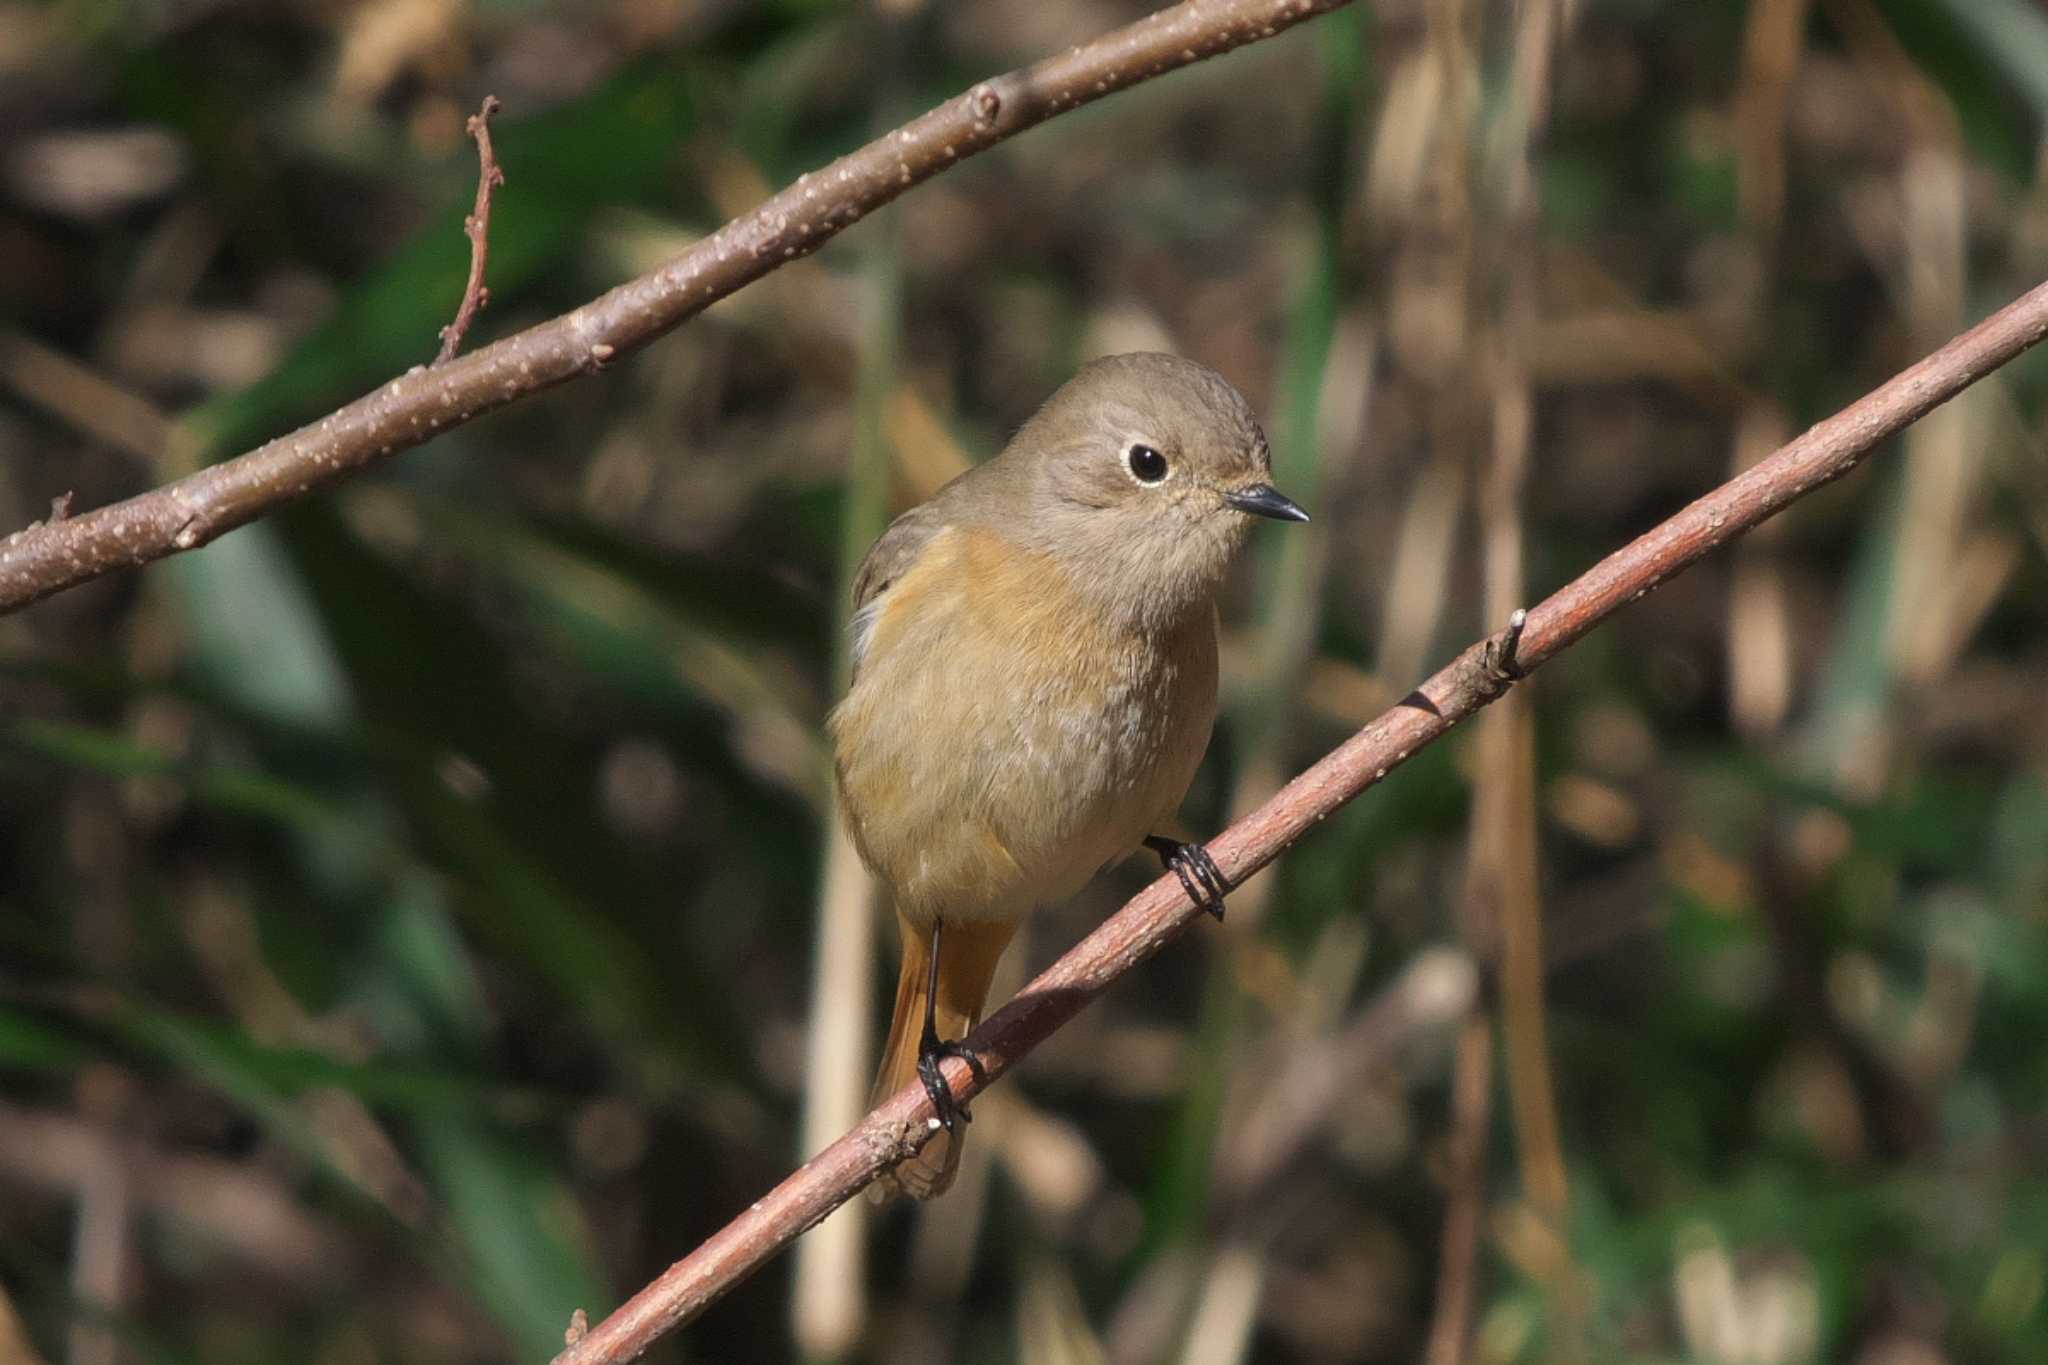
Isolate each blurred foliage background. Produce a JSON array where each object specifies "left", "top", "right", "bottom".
[{"left": 5, "top": 0, "right": 2048, "bottom": 1362}]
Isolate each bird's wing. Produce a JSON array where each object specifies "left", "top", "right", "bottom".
[{"left": 848, "top": 502, "right": 949, "bottom": 679}]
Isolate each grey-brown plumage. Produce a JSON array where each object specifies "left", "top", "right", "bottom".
[{"left": 829, "top": 352, "right": 1306, "bottom": 1198}]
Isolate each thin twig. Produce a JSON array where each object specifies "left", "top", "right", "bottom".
[
  {"left": 547, "top": 276, "right": 2048, "bottom": 1365},
  {"left": 434, "top": 95, "right": 505, "bottom": 366},
  {"left": 0, "top": 0, "right": 1356, "bottom": 617}
]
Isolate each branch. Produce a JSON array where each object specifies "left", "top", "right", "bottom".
[
  {"left": 549, "top": 278, "right": 2048, "bottom": 1365},
  {"left": 434, "top": 95, "right": 505, "bottom": 366},
  {"left": 0, "top": 0, "right": 1354, "bottom": 616}
]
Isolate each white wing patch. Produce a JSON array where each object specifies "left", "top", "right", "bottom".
[{"left": 849, "top": 593, "right": 885, "bottom": 677}]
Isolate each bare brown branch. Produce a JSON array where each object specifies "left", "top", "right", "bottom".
[
  {"left": 0, "top": 0, "right": 1355, "bottom": 616},
  {"left": 434, "top": 94, "right": 505, "bottom": 366},
  {"left": 548, "top": 277, "right": 2048, "bottom": 1365}
]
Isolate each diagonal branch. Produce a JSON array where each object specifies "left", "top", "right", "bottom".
[
  {"left": 0, "top": 0, "right": 1355, "bottom": 617},
  {"left": 549, "top": 277, "right": 2048, "bottom": 1365}
]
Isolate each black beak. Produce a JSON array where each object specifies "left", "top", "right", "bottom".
[{"left": 1225, "top": 483, "right": 1310, "bottom": 523}]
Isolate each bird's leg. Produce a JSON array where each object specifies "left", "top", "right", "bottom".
[
  {"left": 1144, "top": 835, "right": 1230, "bottom": 921},
  {"left": 915, "top": 917, "right": 986, "bottom": 1133}
]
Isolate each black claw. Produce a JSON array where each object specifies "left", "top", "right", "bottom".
[
  {"left": 916, "top": 1029, "right": 984, "bottom": 1132},
  {"left": 1145, "top": 835, "right": 1230, "bottom": 921},
  {"left": 915, "top": 918, "right": 986, "bottom": 1132}
]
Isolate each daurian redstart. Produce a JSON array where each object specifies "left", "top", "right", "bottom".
[{"left": 830, "top": 353, "right": 1307, "bottom": 1198}]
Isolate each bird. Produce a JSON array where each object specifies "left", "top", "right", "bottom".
[{"left": 828, "top": 352, "right": 1308, "bottom": 1199}]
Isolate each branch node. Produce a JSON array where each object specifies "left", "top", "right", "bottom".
[
  {"left": 564, "top": 1310, "right": 588, "bottom": 1347},
  {"left": 434, "top": 95, "right": 505, "bottom": 366},
  {"left": 871, "top": 1115, "right": 923, "bottom": 1163},
  {"left": 1483, "top": 607, "right": 1530, "bottom": 688},
  {"left": 969, "top": 82, "right": 1002, "bottom": 125},
  {"left": 49, "top": 492, "right": 74, "bottom": 522}
]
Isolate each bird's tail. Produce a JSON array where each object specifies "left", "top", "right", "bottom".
[{"left": 869, "top": 914, "right": 1018, "bottom": 1201}]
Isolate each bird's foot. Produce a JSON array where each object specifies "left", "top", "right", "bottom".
[
  {"left": 1145, "top": 835, "right": 1230, "bottom": 921},
  {"left": 915, "top": 1029, "right": 985, "bottom": 1133}
]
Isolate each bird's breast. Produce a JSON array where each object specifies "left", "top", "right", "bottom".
[{"left": 830, "top": 527, "right": 1218, "bottom": 925}]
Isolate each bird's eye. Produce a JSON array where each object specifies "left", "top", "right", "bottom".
[{"left": 1124, "top": 443, "right": 1169, "bottom": 484}]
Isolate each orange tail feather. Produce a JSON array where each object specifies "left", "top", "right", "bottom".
[{"left": 870, "top": 914, "right": 1018, "bottom": 1201}]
